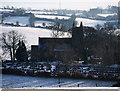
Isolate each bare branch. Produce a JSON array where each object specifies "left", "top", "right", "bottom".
[{"left": 1, "top": 30, "right": 26, "bottom": 61}]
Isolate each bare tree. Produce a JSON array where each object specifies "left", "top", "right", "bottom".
[
  {"left": 0, "top": 14, "right": 4, "bottom": 24},
  {"left": 29, "top": 14, "right": 35, "bottom": 27},
  {"left": 51, "top": 21, "right": 65, "bottom": 38},
  {"left": 95, "top": 24, "right": 102, "bottom": 31},
  {"left": 1, "top": 30, "right": 26, "bottom": 61},
  {"left": 14, "top": 8, "right": 25, "bottom": 16}
]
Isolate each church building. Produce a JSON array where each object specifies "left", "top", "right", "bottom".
[{"left": 31, "top": 22, "right": 85, "bottom": 62}]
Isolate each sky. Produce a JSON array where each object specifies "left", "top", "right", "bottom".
[{"left": 0, "top": 0, "right": 120, "bottom": 10}]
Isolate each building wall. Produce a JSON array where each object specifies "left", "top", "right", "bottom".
[
  {"left": 31, "top": 45, "right": 40, "bottom": 61},
  {"left": 31, "top": 23, "right": 84, "bottom": 62}
]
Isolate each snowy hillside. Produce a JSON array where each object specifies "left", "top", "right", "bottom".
[
  {"left": 35, "top": 15, "right": 70, "bottom": 20},
  {"left": 2, "top": 15, "right": 110, "bottom": 28},
  {"left": 76, "top": 18, "right": 106, "bottom": 27},
  {"left": 26, "top": 11, "right": 57, "bottom": 15},
  {"left": 0, "top": 25, "right": 69, "bottom": 46},
  {"left": 0, "top": 9, "right": 13, "bottom": 12},
  {"left": 35, "top": 21, "right": 54, "bottom": 27},
  {"left": 4, "top": 16, "right": 30, "bottom": 26},
  {"left": 35, "top": 15, "right": 107, "bottom": 27},
  {"left": 97, "top": 13, "right": 117, "bottom": 17}
]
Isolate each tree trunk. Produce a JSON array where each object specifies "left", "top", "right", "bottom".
[
  {"left": 13, "top": 44, "right": 15, "bottom": 61},
  {"left": 9, "top": 48, "right": 13, "bottom": 61}
]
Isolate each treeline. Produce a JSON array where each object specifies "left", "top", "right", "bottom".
[
  {"left": 1, "top": 5, "right": 118, "bottom": 21},
  {"left": 79, "top": 6, "right": 118, "bottom": 20},
  {"left": 83, "top": 26, "right": 120, "bottom": 65}
]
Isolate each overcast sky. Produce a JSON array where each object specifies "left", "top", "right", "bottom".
[{"left": 0, "top": 0, "right": 119, "bottom": 10}]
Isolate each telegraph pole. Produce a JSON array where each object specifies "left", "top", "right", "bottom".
[
  {"left": 58, "top": 0, "right": 61, "bottom": 14},
  {"left": 59, "top": 0, "right": 61, "bottom": 9}
]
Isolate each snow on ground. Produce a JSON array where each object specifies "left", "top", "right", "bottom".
[
  {"left": 0, "top": 25, "right": 69, "bottom": 46},
  {"left": 97, "top": 13, "right": 117, "bottom": 17},
  {"left": 2, "top": 15, "right": 111, "bottom": 28},
  {"left": 35, "top": 21, "right": 54, "bottom": 27},
  {"left": 35, "top": 15, "right": 108, "bottom": 27},
  {"left": 4, "top": 16, "right": 30, "bottom": 26},
  {"left": 66, "top": 14, "right": 72, "bottom": 16},
  {"left": 35, "top": 15, "right": 70, "bottom": 20},
  {"left": 75, "top": 13, "right": 83, "bottom": 16},
  {"left": 26, "top": 11, "right": 57, "bottom": 15},
  {"left": 76, "top": 18, "right": 107, "bottom": 27},
  {"left": 0, "top": 25, "right": 51, "bottom": 46},
  {"left": 0, "top": 9, "right": 13, "bottom": 12}
]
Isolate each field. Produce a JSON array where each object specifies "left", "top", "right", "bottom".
[
  {"left": 97, "top": 13, "right": 117, "bottom": 17},
  {"left": 3, "top": 15, "right": 108, "bottom": 27},
  {"left": 0, "top": 25, "right": 69, "bottom": 46},
  {"left": 4, "top": 16, "right": 30, "bottom": 26}
]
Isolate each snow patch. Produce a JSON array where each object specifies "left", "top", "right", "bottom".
[
  {"left": 97, "top": 13, "right": 117, "bottom": 17},
  {"left": 76, "top": 18, "right": 107, "bottom": 27},
  {"left": 35, "top": 15, "right": 70, "bottom": 20}
]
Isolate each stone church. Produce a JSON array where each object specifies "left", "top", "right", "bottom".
[{"left": 31, "top": 22, "right": 85, "bottom": 62}]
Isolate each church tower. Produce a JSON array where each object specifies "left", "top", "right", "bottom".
[{"left": 72, "top": 22, "right": 84, "bottom": 59}]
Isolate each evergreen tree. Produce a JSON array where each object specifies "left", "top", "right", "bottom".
[
  {"left": 16, "top": 41, "right": 28, "bottom": 62},
  {"left": 21, "top": 41, "right": 28, "bottom": 61},
  {"left": 1, "top": 30, "right": 25, "bottom": 61},
  {"left": 16, "top": 41, "right": 23, "bottom": 61}
]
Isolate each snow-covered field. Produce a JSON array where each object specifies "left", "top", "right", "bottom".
[
  {"left": 97, "top": 13, "right": 117, "bottom": 17},
  {"left": 35, "top": 21, "right": 54, "bottom": 27},
  {"left": 0, "top": 25, "right": 69, "bottom": 46},
  {"left": 26, "top": 11, "right": 57, "bottom": 15},
  {"left": 3, "top": 15, "right": 111, "bottom": 28},
  {"left": 0, "top": 9, "right": 13, "bottom": 12},
  {"left": 35, "top": 15, "right": 70, "bottom": 20},
  {"left": 3, "top": 16, "right": 54, "bottom": 27},
  {"left": 35, "top": 15, "right": 108, "bottom": 27},
  {"left": 4, "top": 16, "right": 30, "bottom": 26},
  {"left": 0, "top": 25, "right": 51, "bottom": 46},
  {"left": 76, "top": 18, "right": 106, "bottom": 27}
]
